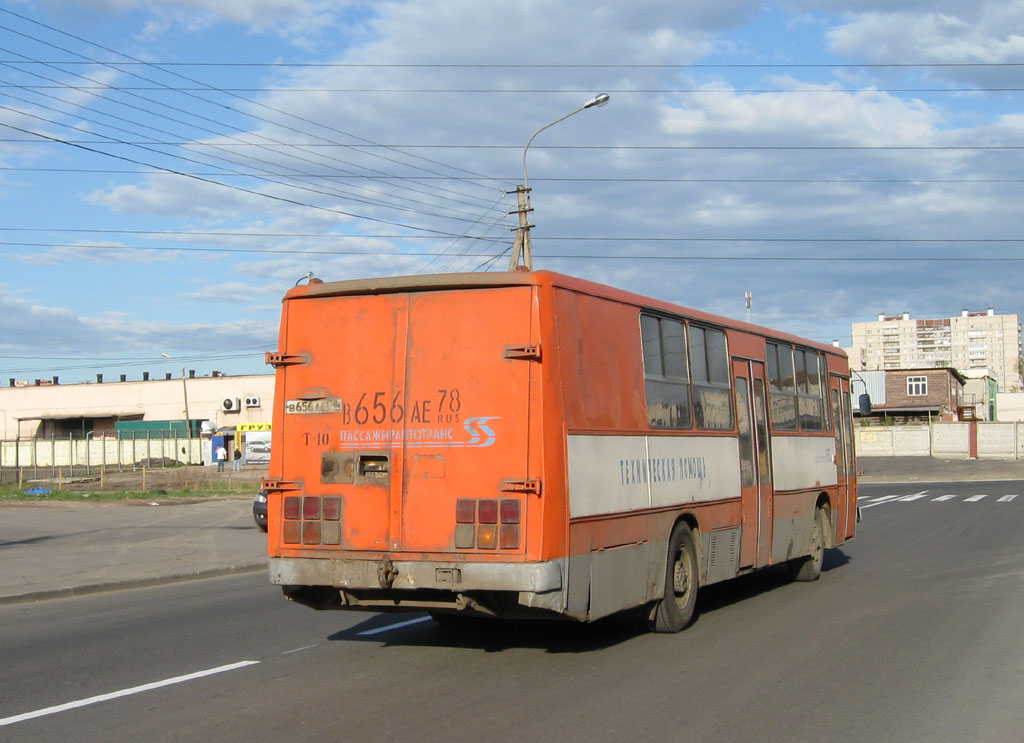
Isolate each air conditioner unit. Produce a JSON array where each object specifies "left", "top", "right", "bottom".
[
  {"left": 244, "top": 396, "right": 261, "bottom": 408},
  {"left": 221, "top": 397, "right": 241, "bottom": 413}
]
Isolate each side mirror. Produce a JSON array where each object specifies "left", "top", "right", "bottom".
[{"left": 858, "top": 393, "right": 872, "bottom": 415}]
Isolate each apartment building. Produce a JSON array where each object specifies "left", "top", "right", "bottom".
[{"left": 847, "top": 309, "right": 1022, "bottom": 392}]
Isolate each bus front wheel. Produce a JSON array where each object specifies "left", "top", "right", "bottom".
[{"left": 647, "top": 523, "right": 699, "bottom": 633}]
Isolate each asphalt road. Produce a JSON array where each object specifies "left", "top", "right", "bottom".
[{"left": 1, "top": 480, "right": 1022, "bottom": 743}]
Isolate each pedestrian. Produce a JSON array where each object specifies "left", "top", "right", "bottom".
[
  {"left": 216, "top": 443, "right": 227, "bottom": 472},
  {"left": 233, "top": 447, "right": 242, "bottom": 471}
]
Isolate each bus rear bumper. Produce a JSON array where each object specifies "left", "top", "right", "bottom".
[{"left": 269, "top": 556, "right": 565, "bottom": 614}]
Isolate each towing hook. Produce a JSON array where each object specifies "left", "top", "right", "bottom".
[{"left": 377, "top": 556, "right": 398, "bottom": 588}]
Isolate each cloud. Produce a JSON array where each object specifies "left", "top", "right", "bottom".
[
  {"left": 822, "top": 1, "right": 1024, "bottom": 85},
  {"left": 57, "top": 0, "right": 355, "bottom": 46}
]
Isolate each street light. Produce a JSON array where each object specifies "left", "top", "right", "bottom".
[
  {"left": 509, "top": 93, "right": 610, "bottom": 271},
  {"left": 161, "top": 353, "right": 192, "bottom": 464}
]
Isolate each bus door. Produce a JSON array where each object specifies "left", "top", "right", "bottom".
[
  {"left": 733, "top": 359, "right": 774, "bottom": 568},
  {"left": 397, "top": 286, "right": 535, "bottom": 554},
  {"left": 830, "top": 375, "right": 856, "bottom": 541}
]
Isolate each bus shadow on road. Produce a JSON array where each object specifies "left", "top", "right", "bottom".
[
  {"left": 695, "top": 548, "right": 852, "bottom": 616},
  {"left": 328, "top": 611, "right": 648, "bottom": 653},
  {"left": 326, "top": 550, "right": 852, "bottom": 653}
]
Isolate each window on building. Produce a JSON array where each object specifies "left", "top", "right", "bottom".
[
  {"left": 907, "top": 376, "right": 928, "bottom": 396},
  {"left": 641, "top": 314, "right": 692, "bottom": 429}
]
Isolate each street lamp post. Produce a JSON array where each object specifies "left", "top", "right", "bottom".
[
  {"left": 509, "top": 93, "right": 610, "bottom": 271},
  {"left": 161, "top": 353, "right": 192, "bottom": 464}
]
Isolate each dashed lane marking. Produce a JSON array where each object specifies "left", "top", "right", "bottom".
[
  {"left": 965, "top": 494, "right": 989, "bottom": 502},
  {"left": 0, "top": 660, "right": 260, "bottom": 727},
  {"left": 997, "top": 494, "right": 1018, "bottom": 502}
]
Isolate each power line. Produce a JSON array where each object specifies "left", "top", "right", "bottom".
[
  {"left": 0, "top": 42, "right": 505, "bottom": 216},
  {"left": 0, "top": 7, "right": 508, "bottom": 189},
  {"left": 5, "top": 85, "right": 1024, "bottom": 93},
  {"left": 8, "top": 139, "right": 1024, "bottom": 151},
  {"left": 2, "top": 168, "right": 1023, "bottom": 184},
  {"left": 2, "top": 61, "right": 1023, "bottom": 68},
  {"left": 6, "top": 239, "right": 1024, "bottom": 258}
]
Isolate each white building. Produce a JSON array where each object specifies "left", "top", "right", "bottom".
[
  {"left": 846, "top": 309, "right": 1022, "bottom": 392},
  {"left": 0, "top": 373, "right": 274, "bottom": 440}
]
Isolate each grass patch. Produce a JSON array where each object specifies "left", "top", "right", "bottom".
[{"left": 0, "top": 483, "right": 253, "bottom": 502}]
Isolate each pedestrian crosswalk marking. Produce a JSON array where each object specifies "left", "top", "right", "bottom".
[
  {"left": 898, "top": 492, "right": 930, "bottom": 501},
  {"left": 861, "top": 491, "right": 1019, "bottom": 508}
]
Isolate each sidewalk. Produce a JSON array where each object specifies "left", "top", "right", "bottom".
[
  {"left": 3, "top": 457, "right": 1023, "bottom": 605},
  {"left": 0, "top": 494, "right": 268, "bottom": 604},
  {"left": 858, "top": 456, "right": 1024, "bottom": 483}
]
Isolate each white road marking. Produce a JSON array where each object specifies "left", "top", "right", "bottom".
[
  {"left": 358, "top": 616, "right": 433, "bottom": 636},
  {"left": 281, "top": 644, "right": 318, "bottom": 654},
  {"left": 0, "top": 660, "right": 259, "bottom": 727},
  {"left": 898, "top": 492, "right": 931, "bottom": 501},
  {"left": 997, "top": 494, "right": 1018, "bottom": 502},
  {"left": 933, "top": 495, "right": 957, "bottom": 501},
  {"left": 860, "top": 492, "right": 926, "bottom": 509},
  {"left": 965, "top": 494, "right": 989, "bottom": 502}
]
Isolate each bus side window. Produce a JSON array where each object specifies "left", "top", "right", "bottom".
[
  {"left": 766, "top": 342, "right": 798, "bottom": 430},
  {"left": 691, "top": 325, "right": 733, "bottom": 431},
  {"left": 641, "top": 314, "right": 693, "bottom": 429}
]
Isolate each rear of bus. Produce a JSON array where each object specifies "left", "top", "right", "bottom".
[{"left": 263, "top": 273, "right": 563, "bottom": 618}]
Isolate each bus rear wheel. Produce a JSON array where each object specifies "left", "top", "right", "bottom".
[
  {"left": 647, "top": 523, "right": 699, "bottom": 633},
  {"left": 790, "top": 506, "right": 827, "bottom": 582}
]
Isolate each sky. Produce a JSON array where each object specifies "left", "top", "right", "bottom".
[{"left": 2, "top": 0, "right": 1023, "bottom": 384}]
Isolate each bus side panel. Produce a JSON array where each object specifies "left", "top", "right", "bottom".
[
  {"left": 566, "top": 434, "right": 743, "bottom": 619},
  {"left": 553, "top": 289, "right": 647, "bottom": 431},
  {"left": 770, "top": 435, "right": 838, "bottom": 563}
]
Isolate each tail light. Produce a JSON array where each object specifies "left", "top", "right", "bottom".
[
  {"left": 282, "top": 496, "right": 342, "bottom": 545},
  {"left": 454, "top": 498, "right": 521, "bottom": 550}
]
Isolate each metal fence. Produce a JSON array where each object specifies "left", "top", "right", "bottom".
[{"left": 0, "top": 432, "right": 204, "bottom": 480}]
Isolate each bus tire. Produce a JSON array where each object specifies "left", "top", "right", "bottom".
[
  {"left": 648, "top": 523, "right": 699, "bottom": 633},
  {"left": 790, "top": 506, "right": 827, "bottom": 582}
]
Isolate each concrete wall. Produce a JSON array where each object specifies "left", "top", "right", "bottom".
[{"left": 856, "top": 422, "right": 1024, "bottom": 459}]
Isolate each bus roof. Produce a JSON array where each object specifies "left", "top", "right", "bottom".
[{"left": 286, "top": 269, "right": 846, "bottom": 359}]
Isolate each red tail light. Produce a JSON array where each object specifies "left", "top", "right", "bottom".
[
  {"left": 500, "top": 499, "right": 520, "bottom": 524},
  {"left": 478, "top": 499, "right": 498, "bottom": 524},
  {"left": 303, "top": 496, "right": 321, "bottom": 520},
  {"left": 454, "top": 498, "right": 521, "bottom": 549},
  {"left": 281, "top": 495, "right": 342, "bottom": 547},
  {"left": 456, "top": 499, "right": 476, "bottom": 523}
]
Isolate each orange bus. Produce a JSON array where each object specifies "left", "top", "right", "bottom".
[{"left": 263, "top": 270, "right": 857, "bottom": 632}]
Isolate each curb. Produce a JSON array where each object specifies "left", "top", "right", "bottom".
[{"left": 0, "top": 561, "right": 267, "bottom": 606}]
